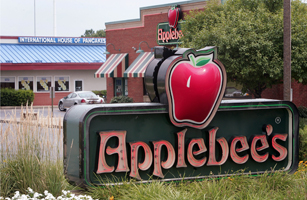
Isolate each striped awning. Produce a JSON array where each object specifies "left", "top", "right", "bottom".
[
  {"left": 124, "top": 52, "right": 154, "bottom": 78},
  {"left": 95, "top": 53, "right": 128, "bottom": 78}
]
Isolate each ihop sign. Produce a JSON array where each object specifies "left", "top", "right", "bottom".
[
  {"left": 64, "top": 46, "right": 299, "bottom": 186},
  {"left": 19, "top": 37, "right": 106, "bottom": 44}
]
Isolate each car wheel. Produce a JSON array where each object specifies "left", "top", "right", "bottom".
[{"left": 58, "top": 102, "right": 66, "bottom": 111}]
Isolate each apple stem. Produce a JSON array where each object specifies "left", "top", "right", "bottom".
[{"left": 189, "top": 54, "right": 196, "bottom": 67}]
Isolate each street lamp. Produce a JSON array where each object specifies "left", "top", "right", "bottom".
[
  {"left": 104, "top": 43, "right": 121, "bottom": 54},
  {"left": 136, "top": 41, "right": 151, "bottom": 53}
]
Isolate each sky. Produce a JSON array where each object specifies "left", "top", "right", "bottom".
[{"left": 0, "top": 0, "right": 188, "bottom": 37}]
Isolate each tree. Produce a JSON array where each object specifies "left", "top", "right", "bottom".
[
  {"left": 81, "top": 29, "right": 106, "bottom": 37},
  {"left": 180, "top": 0, "right": 307, "bottom": 98},
  {"left": 291, "top": 0, "right": 307, "bottom": 84}
]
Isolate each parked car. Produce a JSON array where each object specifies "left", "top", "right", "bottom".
[
  {"left": 224, "top": 87, "right": 250, "bottom": 97},
  {"left": 58, "top": 91, "right": 104, "bottom": 111}
]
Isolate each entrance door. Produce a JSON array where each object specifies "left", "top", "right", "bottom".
[{"left": 115, "top": 78, "right": 123, "bottom": 96}]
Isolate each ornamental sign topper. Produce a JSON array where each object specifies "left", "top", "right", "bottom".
[
  {"left": 167, "top": 48, "right": 226, "bottom": 129},
  {"left": 145, "top": 46, "right": 226, "bottom": 129},
  {"left": 168, "top": 5, "right": 182, "bottom": 28},
  {"left": 64, "top": 46, "right": 299, "bottom": 187}
]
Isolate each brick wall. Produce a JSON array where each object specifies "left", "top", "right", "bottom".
[
  {"left": 33, "top": 92, "right": 70, "bottom": 106},
  {"left": 128, "top": 78, "right": 144, "bottom": 102},
  {"left": 106, "top": 77, "right": 114, "bottom": 103},
  {"left": 262, "top": 80, "right": 307, "bottom": 107}
]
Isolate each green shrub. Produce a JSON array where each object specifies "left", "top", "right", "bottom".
[
  {"left": 110, "top": 95, "right": 133, "bottom": 103},
  {"left": 92, "top": 90, "right": 107, "bottom": 98},
  {"left": 299, "top": 125, "right": 307, "bottom": 161},
  {"left": 0, "top": 88, "right": 34, "bottom": 106},
  {"left": 298, "top": 106, "right": 307, "bottom": 118}
]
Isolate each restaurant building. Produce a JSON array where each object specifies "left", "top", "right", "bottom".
[
  {"left": 97, "top": 0, "right": 306, "bottom": 107},
  {"left": 95, "top": 0, "right": 210, "bottom": 103},
  {"left": 0, "top": 36, "right": 106, "bottom": 105}
]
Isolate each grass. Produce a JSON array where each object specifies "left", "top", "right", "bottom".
[
  {"left": 85, "top": 166, "right": 307, "bottom": 200},
  {"left": 0, "top": 106, "right": 307, "bottom": 199}
]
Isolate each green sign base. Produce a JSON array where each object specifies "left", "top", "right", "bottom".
[{"left": 63, "top": 99, "right": 299, "bottom": 187}]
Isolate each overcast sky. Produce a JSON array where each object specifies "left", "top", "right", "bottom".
[
  {"left": 1, "top": 0, "right": 306, "bottom": 37},
  {"left": 0, "top": 0, "right": 188, "bottom": 37}
]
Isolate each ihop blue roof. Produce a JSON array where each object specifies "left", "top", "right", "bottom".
[{"left": 0, "top": 44, "right": 106, "bottom": 63}]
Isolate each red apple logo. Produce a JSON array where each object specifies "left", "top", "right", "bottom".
[
  {"left": 166, "top": 50, "right": 226, "bottom": 129},
  {"left": 168, "top": 5, "right": 181, "bottom": 28}
]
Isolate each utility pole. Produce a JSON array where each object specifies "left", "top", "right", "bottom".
[
  {"left": 34, "top": 0, "right": 36, "bottom": 36},
  {"left": 53, "top": 0, "right": 56, "bottom": 36},
  {"left": 283, "top": 0, "right": 291, "bottom": 101}
]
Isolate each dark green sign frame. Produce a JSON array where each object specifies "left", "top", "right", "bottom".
[
  {"left": 156, "top": 21, "right": 184, "bottom": 45},
  {"left": 63, "top": 99, "right": 299, "bottom": 187}
]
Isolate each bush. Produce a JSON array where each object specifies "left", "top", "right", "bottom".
[
  {"left": 110, "top": 95, "right": 133, "bottom": 103},
  {"left": 298, "top": 106, "right": 307, "bottom": 118},
  {"left": 0, "top": 88, "right": 34, "bottom": 106},
  {"left": 299, "top": 125, "right": 307, "bottom": 161},
  {"left": 92, "top": 90, "right": 107, "bottom": 98}
]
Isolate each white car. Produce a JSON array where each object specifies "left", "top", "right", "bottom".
[{"left": 58, "top": 91, "right": 104, "bottom": 111}]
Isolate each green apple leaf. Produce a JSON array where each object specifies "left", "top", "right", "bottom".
[{"left": 196, "top": 57, "right": 210, "bottom": 66}]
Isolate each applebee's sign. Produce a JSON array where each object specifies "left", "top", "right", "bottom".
[
  {"left": 157, "top": 5, "right": 183, "bottom": 45},
  {"left": 63, "top": 47, "right": 299, "bottom": 187}
]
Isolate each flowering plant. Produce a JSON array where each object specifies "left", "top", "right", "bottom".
[{"left": 0, "top": 188, "right": 96, "bottom": 200}]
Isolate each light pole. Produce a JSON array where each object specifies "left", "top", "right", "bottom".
[
  {"left": 53, "top": 0, "right": 56, "bottom": 36},
  {"left": 34, "top": 0, "right": 36, "bottom": 36}
]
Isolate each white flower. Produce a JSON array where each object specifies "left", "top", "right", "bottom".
[
  {"left": 27, "top": 188, "right": 34, "bottom": 193},
  {"left": 45, "top": 193, "right": 55, "bottom": 199},
  {"left": 20, "top": 194, "right": 28, "bottom": 199},
  {"left": 12, "top": 191, "right": 20, "bottom": 199},
  {"left": 62, "top": 190, "right": 68, "bottom": 196},
  {"left": 33, "top": 192, "right": 42, "bottom": 198}
]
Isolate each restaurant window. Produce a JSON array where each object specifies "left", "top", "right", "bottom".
[
  {"left": 37, "top": 76, "right": 51, "bottom": 92},
  {"left": 55, "top": 76, "right": 69, "bottom": 91},
  {"left": 75, "top": 80, "right": 83, "bottom": 91},
  {"left": 0, "top": 77, "right": 15, "bottom": 89},
  {"left": 18, "top": 77, "right": 33, "bottom": 90}
]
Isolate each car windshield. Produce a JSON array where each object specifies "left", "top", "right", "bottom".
[{"left": 78, "top": 92, "right": 96, "bottom": 98}]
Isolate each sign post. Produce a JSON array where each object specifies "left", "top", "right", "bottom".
[{"left": 50, "top": 87, "right": 55, "bottom": 117}]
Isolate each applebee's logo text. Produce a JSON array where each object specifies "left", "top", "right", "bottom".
[
  {"left": 96, "top": 124, "right": 288, "bottom": 180},
  {"left": 158, "top": 28, "right": 183, "bottom": 43}
]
